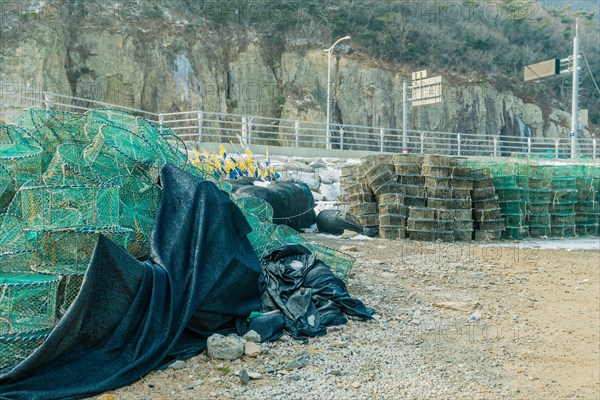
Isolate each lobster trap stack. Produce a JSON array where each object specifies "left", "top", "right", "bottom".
[
  {"left": 469, "top": 164, "right": 504, "bottom": 241},
  {"left": 549, "top": 166, "right": 578, "bottom": 237},
  {"left": 575, "top": 166, "right": 599, "bottom": 236},
  {"left": 525, "top": 165, "right": 553, "bottom": 237},
  {"left": 377, "top": 193, "right": 407, "bottom": 239},
  {"left": 406, "top": 155, "right": 473, "bottom": 241},
  {"left": 488, "top": 162, "right": 529, "bottom": 240},
  {"left": 393, "top": 154, "right": 426, "bottom": 208}
]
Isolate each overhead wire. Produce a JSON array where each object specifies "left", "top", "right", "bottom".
[{"left": 580, "top": 43, "right": 600, "bottom": 95}]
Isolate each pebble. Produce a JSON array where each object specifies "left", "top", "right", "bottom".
[
  {"left": 244, "top": 342, "right": 262, "bottom": 357},
  {"left": 239, "top": 369, "right": 250, "bottom": 385},
  {"left": 243, "top": 330, "right": 262, "bottom": 343},
  {"left": 169, "top": 360, "right": 186, "bottom": 370},
  {"left": 286, "top": 350, "right": 310, "bottom": 369},
  {"left": 340, "top": 245, "right": 359, "bottom": 252},
  {"left": 341, "top": 230, "right": 359, "bottom": 239}
]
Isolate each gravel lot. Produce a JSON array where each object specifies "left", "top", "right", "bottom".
[{"left": 101, "top": 235, "right": 599, "bottom": 400}]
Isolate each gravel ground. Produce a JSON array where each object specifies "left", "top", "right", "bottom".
[{"left": 101, "top": 235, "right": 599, "bottom": 400}]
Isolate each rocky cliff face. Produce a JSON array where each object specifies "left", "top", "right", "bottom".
[{"left": 0, "top": 6, "right": 589, "bottom": 148}]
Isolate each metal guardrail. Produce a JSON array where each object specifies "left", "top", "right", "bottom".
[{"left": 1, "top": 90, "right": 598, "bottom": 160}]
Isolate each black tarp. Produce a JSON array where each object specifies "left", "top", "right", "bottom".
[
  {"left": 229, "top": 180, "right": 316, "bottom": 231},
  {"left": 260, "top": 244, "right": 374, "bottom": 338},
  {"left": 316, "top": 210, "right": 363, "bottom": 235},
  {"left": 0, "top": 164, "right": 265, "bottom": 400}
]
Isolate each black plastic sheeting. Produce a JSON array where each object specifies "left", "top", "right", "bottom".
[
  {"left": 0, "top": 164, "right": 265, "bottom": 400},
  {"left": 316, "top": 210, "right": 363, "bottom": 235},
  {"left": 229, "top": 180, "right": 316, "bottom": 231},
  {"left": 261, "top": 245, "right": 373, "bottom": 338}
]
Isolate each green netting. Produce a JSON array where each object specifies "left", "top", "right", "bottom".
[
  {"left": 551, "top": 190, "right": 577, "bottom": 204},
  {"left": 26, "top": 227, "right": 131, "bottom": 266},
  {"left": 117, "top": 176, "right": 161, "bottom": 258},
  {"left": 0, "top": 251, "right": 37, "bottom": 273},
  {"left": 495, "top": 188, "right": 523, "bottom": 201},
  {"left": 0, "top": 272, "right": 59, "bottom": 335},
  {"left": 12, "top": 109, "right": 84, "bottom": 163},
  {"left": 499, "top": 200, "right": 525, "bottom": 215},
  {"left": 83, "top": 124, "right": 162, "bottom": 181},
  {"left": 43, "top": 143, "right": 104, "bottom": 185},
  {"left": 244, "top": 214, "right": 278, "bottom": 259},
  {"left": 18, "top": 184, "right": 120, "bottom": 229},
  {"left": 0, "top": 329, "right": 50, "bottom": 369},
  {"left": 87, "top": 108, "right": 138, "bottom": 128},
  {"left": 529, "top": 189, "right": 551, "bottom": 202},
  {"left": 234, "top": 196, "right": 274, "bottom": 223},
  {"left": 0, "top": 164, "right": 16, "bottom": 212},
  {"left": 44, "top": 267, "right": 86, "bottom": 319},
  {"left": 502, "top": 226, "right": 528, "bottom": 240},
  {"left": 0, "top": 214, "right": 34, "bottom": 254},
  {"left": 270, "top": 224, "right": 306, "bottom": 246},
  {"left": 139, "top": 121, "right": 190, "bottom": 169},
  {"left": 240, "top": 199, "right": 354, "bottom": 279},
  {"left": 304, "top": 243, "right": 355, "bottom": 279},
  {"left": 0, "top": 146, "right": 43, "bottom": 186}
]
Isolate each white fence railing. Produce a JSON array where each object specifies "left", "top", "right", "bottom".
[{"left": 1, "top": 90, "right": 598, "bottom": 160}]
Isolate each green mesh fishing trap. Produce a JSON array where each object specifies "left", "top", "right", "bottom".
[
  {"left": 234, "top": 196, "right": 274, "bottom": 223},
  {"left": 0, "top": 272, "right": 60, "bottom": 335},
  {"left": 12, "top": 109, "right": 85, "bottom": 164},
  {"left": 0, "top": 214, "right": 34, "bottom": 255},
  {"left": 0, "top": 164, "right": 16, "bottom": 212},
  {"left": 116, "top": 176, "right": 161, "bottom": 258},
  {"left": 25, "top": 226, "right": 131, "bottom": 267},
  {"left": 18, "top": 184, "right": 120, "bottom": 229},
  {"left": 42, "top": 143, "right": 104, "bottom": 186},
  {"left": 0, "top": 329, "right": 50, "bottom": 369},
  {"left": 83, "top": 123, "right": 162, "bottom": 182}
]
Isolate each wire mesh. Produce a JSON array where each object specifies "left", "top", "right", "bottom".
[
  {"left": 18, "top": 184, "right": 120, "bottom": 229},
  {"left": 0, "top": 329, "right": 51, "bottom": 369},
  {"left": 0, "top": 251, "right": 37, "bottom": 274},
  {"left": 0, "top": 164, "right": 16, "bottom": 212},
  {"left": 234, "top": 196, "right": 274, "bottom": 223},
  {"left": 0, "top": 272, "right": 60, "bottom": 335},
  {"left": 26, "top": 227, "right": 131, "bottom": 267},
  {"left": 0, "top": 214, "right": 34, "bottom": 255},
  {"left": 117, "top": 176, "right": 161, "bottom": 259}
]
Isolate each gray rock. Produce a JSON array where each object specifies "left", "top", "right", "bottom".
[
  {"left": 468, "top": 272, "right": 488, "bottom": 279},
  {"left": 169, "top": 360, "right": 185, "bottom": 370},
  {"left": 340, "top": 230, "right": 358, "bottom": 239},
  {"left": 286, "top": 350, "right": 310, "bottom": 369},
  {"left": 243, "top": 330, "right": 261, "bottom": 343},
  {"left": 239, "top": 368, "right": 250, "bottom": 385},
  {"left": 247, "top": 370, "right": 262, "bottom": 379},
  {"left": 207, "top": 334, "right": 245, "bottom": 361},
  {"left": 309, "top": 161, "right": 326, "bottom": 169}
]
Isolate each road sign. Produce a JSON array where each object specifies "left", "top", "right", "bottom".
[
  {"left": 524, "top": 59, "right": 560, "bottom": 81},
  {"left": 411, "top": 75, "right": 442, "bottom": 106}
]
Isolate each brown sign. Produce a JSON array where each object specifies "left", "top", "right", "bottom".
[{"left": 524, "top": 59, "right": 560, "bottom": 81}]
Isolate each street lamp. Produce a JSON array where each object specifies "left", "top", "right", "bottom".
[{"left": 324, "top": 35, "right": 351, "bottom": 150}]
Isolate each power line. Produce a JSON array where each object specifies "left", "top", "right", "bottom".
[{"left": 580, "top": 43, "right": 600, "bottom": 94}]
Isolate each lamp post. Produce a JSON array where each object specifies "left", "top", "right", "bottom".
[{"left": 324, "top": 35, "right": 351, "bottom": 150}]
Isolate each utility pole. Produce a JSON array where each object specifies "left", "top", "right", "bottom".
[
  {"left": 402, "top": 80, "right": 408, "bottom": 153},
  {"left": 570, "top": 18, "right": 580, "bottom": 159}
]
